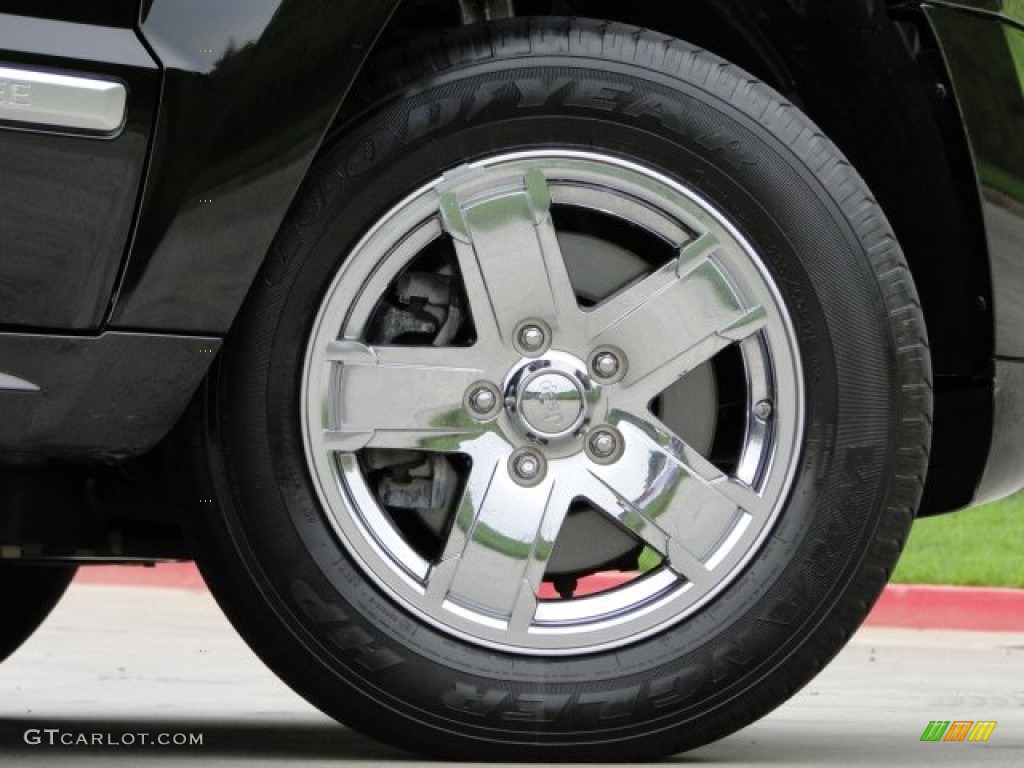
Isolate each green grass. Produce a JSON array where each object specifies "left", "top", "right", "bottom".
[
  {"left": 634, "top": 497, "right": 1023, "bottom": 587},
  {"left": 892, "top": 495, "right": 1024, "bottom": 588}
]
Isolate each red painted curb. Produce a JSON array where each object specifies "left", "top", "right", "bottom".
[
  {"left": 74, "top": 562, "right": 206, "bottom": 591},
  {"left": 862, "top": 583, "right": 1024, "bottom": 632},
  {"left": 74, "top": 565, "right": 1024, "bottom": 632}
]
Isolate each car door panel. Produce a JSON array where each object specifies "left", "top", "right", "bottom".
[{"left": 0, "top": 7, "right": 158, "bottom": 329}]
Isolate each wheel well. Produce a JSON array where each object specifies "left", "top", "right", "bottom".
[{"left": 336, "top": 0, "right": 994, "bottom": 515}]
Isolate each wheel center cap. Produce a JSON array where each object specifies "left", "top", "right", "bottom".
[{"left": 517, "top": 370, "right": 586, "bottom": 439}]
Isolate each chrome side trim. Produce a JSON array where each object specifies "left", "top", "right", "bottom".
[
  {"left": 0, "top": 66, "right": 126, "bottom": 134},
  {"left": 0, "top": 373, "right": 40, "bottom": 392}
]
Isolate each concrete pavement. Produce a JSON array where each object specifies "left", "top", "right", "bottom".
[{"left": 0, "top": 584, "right": 1021, "bottom": 766}]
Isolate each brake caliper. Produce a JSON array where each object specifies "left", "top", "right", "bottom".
[{"left": 363, "top": 263, "right": 468, "bottom": 548}]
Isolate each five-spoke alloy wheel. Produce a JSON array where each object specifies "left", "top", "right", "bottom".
[
  {"left": 303, "top": 152, "right": 804, "bottom": 654},
  {"left": 195, "top": 19, "right": 931, "bottom": 762}
]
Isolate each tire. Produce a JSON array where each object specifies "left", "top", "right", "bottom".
[
  {"left": 0, "top": 564, "right": 76, "bottom": 664},
  {"left": 192, "top": 19, "right": 932, "bottom": 761}
]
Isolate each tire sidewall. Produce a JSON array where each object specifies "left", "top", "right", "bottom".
[{"left": 211, "top": 57, "right": 901, "bottom": 750}]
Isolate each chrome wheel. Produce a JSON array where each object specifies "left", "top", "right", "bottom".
[
  {"left": 302, "top": 151, "right": 804, "bottom": 654},
  {"left": 207, "top": 27, "right": 932, "bottom": 758}
]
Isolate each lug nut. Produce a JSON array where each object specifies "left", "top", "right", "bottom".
[
  {"left": 513, "top": 320, "right": 552, "bottom": 357},
  {"left": 589, "top": 346, "right": 627, "bottom": 383},
  {"left": 593, "top": 352, "right": 620, "bottom": 379},
  {"left": 518, "top": 325, "right": 546, "bottom": 353},
  {"left": 509, "top": 448, "right": 547, "bottom": 486},
  {"left": 586, "top": 427, "right": 623, "bottom": 464},
  {"left": 514, "top": 454, "right": 541, "bottom": 479},
  {"left": 466, "top": 382, "right": 501, "bottom": 419},
  {"left": 589, "top": 431, "right": 617, "bottom": 458},
  {"left": 754, "top": 400, "right": 774, "bottom": 421},
  {"left": 469, "top": 387, "right": 497, "bottom": 414}
]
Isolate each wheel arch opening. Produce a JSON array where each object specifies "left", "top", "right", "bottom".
[{"left": 323, "top": 0, "right": 994, "bottom": 515}]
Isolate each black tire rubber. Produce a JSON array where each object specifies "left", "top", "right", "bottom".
[
  {"left": 0, "top": 564, "right": 76, "bottom": 664},
  {"left": 190, "top": 19, "right": 932, "bottom": 761}
]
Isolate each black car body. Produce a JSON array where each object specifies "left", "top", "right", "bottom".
[{"left": 0, "top": 0, "right": 1020, "bottom": 759}]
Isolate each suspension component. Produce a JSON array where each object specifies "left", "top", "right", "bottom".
[
  {"left": 377, "top": 457, "right": 451, "bottom": 511},
  {"left": 458, "top": 0, "right": 515, "bottom": 25}
]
